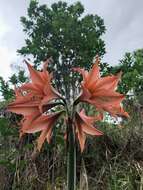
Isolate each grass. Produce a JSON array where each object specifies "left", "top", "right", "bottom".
[{"left": 0, "top": 100, "right": 143, "bottom": 189}]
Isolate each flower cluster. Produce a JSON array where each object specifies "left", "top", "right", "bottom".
[
  {"left": 7, "top": 57, "right": 128, "bottom": 152},
  {"left": 73, "top": 56, "right": 129, "bottom": 118}
]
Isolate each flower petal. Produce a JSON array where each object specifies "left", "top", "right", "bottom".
[
  {"left": 75, "top": 121, "right": 86, "bottom": 152},
  {"left": 20, "top": 83, "right": 44, "bottom": 95},
  {"left": 25, "top": 60, "right": 44, "bottom": 84},
  {"left": 85, "top": 56, "right": 100, "bottom": 88},
  {"left": 20, "top": 111, "right": 41, "bottom": 136},
  {"left": 24, "top": 111, "right": 63, "bottom": 133},
  {"left": 79, "top": 109, "right": 103, "bottom": 125},
  {"left": 7, "top": 104, "right": 39, "bottom": 116},
  {"left": 75, "top": 111, "right": 103, "bottom": 152},
  {"left": 81, "top": 123, "right": 103, "bottom": 136},
  {"left": 92, "top": 72, "right": 122, "bottom": 92},
  {"left": 37, "top": 127, "right": 52, "bottom": 151},
  {"left": 76, "top": 112, "right": 103, "bottom": 136}
]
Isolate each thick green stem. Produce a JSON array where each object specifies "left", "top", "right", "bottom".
[{"left": 67, "top": 118, "right": 76, "bottom": 190}]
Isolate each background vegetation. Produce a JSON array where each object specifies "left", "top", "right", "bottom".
[{"left": 0, "top": 1, "right": 143, "bottom": 189}]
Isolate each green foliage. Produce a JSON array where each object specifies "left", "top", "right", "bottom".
[
  {"left": 9, "top": 70, "right": 27, "bottom": 85},
  {"left": 0, "top": 67, "right": 27, "bottom": 100},
  {"left": 106, "top": 161, "right": 140, "bottom": 190},
  {"left": 19, "top": 1, "right": 105, "bottom": 63},
  {"left": 0, "top": 77, "right": 13, "bottom": 100},
  {"left": 0, "top": 118, "right": 17, "bottom": 177},
  {"left": 109, "top": 49, "right": 143, "bottom": 96},
  {"left": 84, "top": 107, "right": 143, "bottom": 190},
  {"left": 0, "top": 118, "right": 17, "bottom": 137}
]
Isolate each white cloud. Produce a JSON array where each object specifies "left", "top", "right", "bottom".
[
  {"left": 0, "top": 17, "right": 16, "bottom": 79},
  {"left": 0, "top": 19, "right": 10, "bottom": 40},
  {"left": 0, "top": 46, "right": 17, "bottom": 79},
  {"left": 0, "top": 8, "right": 24, "bottom": 80}
]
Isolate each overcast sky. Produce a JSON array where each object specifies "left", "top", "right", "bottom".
[{"left": 0, "top": 0, "right": 143, "bottom": 79}]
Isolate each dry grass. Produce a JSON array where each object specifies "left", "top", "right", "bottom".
[{"left": 0, "top": 100, "right": 143, "bottom": 190}]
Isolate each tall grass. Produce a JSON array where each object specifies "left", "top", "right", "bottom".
[{"left": 0, "top": 100, "right": 143, "bottom": 189}]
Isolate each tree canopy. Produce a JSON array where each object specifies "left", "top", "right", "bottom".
[
  {"left": 110, "top": 49, "right": 143, "bottom": 100},
  {"left": 18, "top": 1, "right": 106, "bottom": 100}
]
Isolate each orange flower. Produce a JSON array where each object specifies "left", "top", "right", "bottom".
[
  {"left": 8, "top": 87, "right": 40, "bottom": 116},
  {"left": 73, "top": 56, "right": 129, "bottom": 118},
  {"left": 7, "top": 60, "right": 64, "bottom": 151},
  {"left": 22, "top": 111, "right": 64, "bottom": 151},
  {"left": 21, "top": 60, "right": 63, "bottom": 106},
  {"left": 8, "top": 87, "right": 64, "bottom": 150},
  {"left": 7, "top": 56, "right": 129, "bottom": 153},
  {"left": 74, "top": 109, "right": 103, "bottom": 152},
  {"left": 8, "top": 60, "right": 63, "bottom": 114},
  {"left": 19, "top": 110, "right": 41, "bottom": 138}
]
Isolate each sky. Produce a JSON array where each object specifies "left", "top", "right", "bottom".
[{"left": 0, "top": 0, "right": 143, "bottom": 79}]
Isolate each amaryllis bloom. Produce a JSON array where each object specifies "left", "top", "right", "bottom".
[
  {"left": 22, "top": 111, "right": 64, "bottom": 151},
  {"left": 7, "top": 56, "right": 129, "bottom": 190},
  {"left": 74, "top": 109, "right": 103, "bottom": 152},
  {"left": 8, "top": 60, "right": 63, "bottom": 114},
  {"left": 7, "top": 56, "right": 129, "bottom": 153},
  {"left": 7, "top": 59, "right": 64, "bottom": 150},
  {"left": 8, "top": 87, "right": 40, "bottom": 115},
  {"left": 21, "top": 60, "right": 63, "bottom": 107},
  {"left": 73, "top": 56, "right": 129, "bottom": 118}
]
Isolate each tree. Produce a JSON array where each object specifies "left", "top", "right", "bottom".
[
  {"left": 0, "top": 77, "right": 13, "bottom": 100},
  {"left": 18, "top": 1, "right": 106, "bottom": 100},
  {"left": 0, "top": 70, "right": 27, "bottom": 101},
  {"left": 109, "top": 49, "right": 143, "bottom": 101}
]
